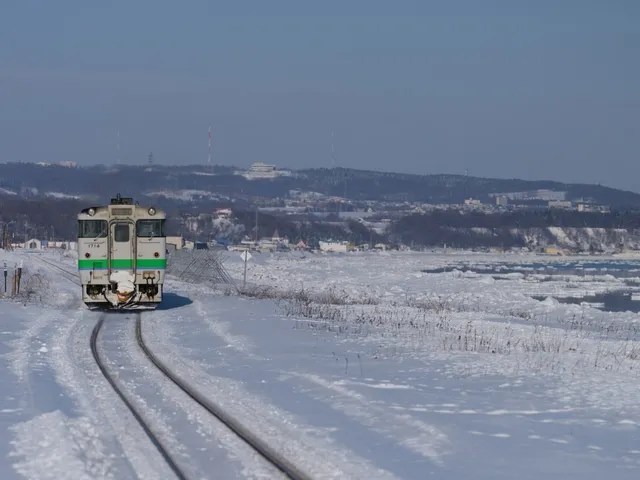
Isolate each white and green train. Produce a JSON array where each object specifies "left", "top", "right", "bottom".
[{"left": 77, "top": 194, "right": 166, "bottom": 309}]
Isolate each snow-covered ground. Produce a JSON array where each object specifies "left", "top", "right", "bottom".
[
  {"left": 0, "top": 187, "right": 17, "bottom": 196},
  {"left": 143, "top": 189, "right": 231, "bottom": 202},
  {"left": 1, "top": 248, "right": 640, "bottom": 479}
]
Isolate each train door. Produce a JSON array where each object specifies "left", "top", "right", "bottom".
[{"left": 109, "top": 222, "right": 136, "bottom": 275}]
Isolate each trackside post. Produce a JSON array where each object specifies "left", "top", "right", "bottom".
[{"left": 240, "top": 249, "right": 252, "bottom": 290}]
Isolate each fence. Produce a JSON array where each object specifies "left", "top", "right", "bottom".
[
  {"left": 0, "top": 262, "right": 23, "bottom": 298},
  {"left": 166, "top": 249, "right": 236, "bottom": 288}
]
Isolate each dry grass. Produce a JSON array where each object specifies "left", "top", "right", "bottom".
[{"left": 267, "top": 288, "right": 640, "bottom": 373}]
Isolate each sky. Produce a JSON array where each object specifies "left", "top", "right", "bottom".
[{"left": 0, "top": 1, "right": 638, "bottom": 191}]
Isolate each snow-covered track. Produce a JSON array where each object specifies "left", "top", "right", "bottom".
[
  {"left": 135, "top": 313, "right": 314, "bottom": 480},
  {"left": 38, "top": 256, "right": 81, "bottom": 286},
  {"left": 91, "top": 313, "right": 188, "bottom": 480}
]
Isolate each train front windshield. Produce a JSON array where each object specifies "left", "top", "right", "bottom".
[
  {"left": 78, "top": 220, "right": 107, "bottom": 238},
  {"left": 136, "top": 219, "right": 165, "bottom": 237}
]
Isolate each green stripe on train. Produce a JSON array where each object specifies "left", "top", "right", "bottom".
[
  {"left": 137, "top": 259, "right": 167, "bottom": 268},
  {"left": 78, "top": 259, "right": 166, "bottom": 270}
]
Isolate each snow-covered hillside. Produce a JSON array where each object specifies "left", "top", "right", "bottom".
[
  {"left": 0, "top": 187, "right": 17, "bottom": 196},
  {"left": 516, "top": 226, "right": 640, "bottom": 251},
  {"left": 409, "top": 226, "right": 640, "bottom": 251},
  {"left": 1, "top": 248, "right": 640, "bottom": 479}
]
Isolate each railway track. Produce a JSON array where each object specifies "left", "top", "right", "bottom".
[
  {"left": 91, "top": 313, "right": 188, "bottom": 480},
  {"left": 38, "top": 256, "right": 81, "bottom": 286},
  {"left": 91, "top": 312, "right": 312, "bottom": 480}
]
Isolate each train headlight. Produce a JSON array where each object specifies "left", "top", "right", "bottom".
[
  {"left": 148, "top": 207, "right": 156, "bottom": 216},
  {"left": 88, "top": 208, "right": 96, "bottom": 216}
]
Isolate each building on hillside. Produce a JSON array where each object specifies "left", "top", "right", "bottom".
[
  {"left": 495, "top": 195, "right": 508, "bottom": 206},
  {"left": 213, "top": 237, "right": 231, "bottom": 247},
  {"left": 41, "top": 241, "right": 77, "bottom": 250},
  {"left": 464, "top": 198, "right": 481, "bottom": 206},
  {"left": 293, "top": 240, "right": 310, "bottom": 251},
  {"left": 256, "top": 229, "right": 290, "bottom": 252},
  {"left": 490, "top": 189, "right": 567, "bottom": 202},
  {"left": 544, "top": 247, "right": 568, "bottom": 256},
  {"left": 577, "top": 203, "right": 610, "bottom": 213},
  {"left": 23, "top": 238, "right": 42, "bottom": 249},
  {"left": 166, "top": 236, "right": 184, "bottom": 250},
  {"left": 237, "top": 162, "right": 292, "bottom": 180},
  {"left": 319, "top": 241, "right": 354, "bottom": 253},
  {"left": 235, "top": 239, "right": 258, "bottom": 251},
  {"left": 215, "top": 208, "right": 232, "bottom": 219},
  {"left": 270, "top": 229, "right": 289, "bottom": 245},
  {"left": 548, "top": 200, "right": 573, "bottom": 209}
]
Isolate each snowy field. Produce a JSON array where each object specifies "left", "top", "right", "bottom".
[{"left": 1, "top": 248, "right": 640, "bottom": 479}]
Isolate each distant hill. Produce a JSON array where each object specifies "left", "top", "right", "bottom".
[{"left": 1, "top": 162, "right": 639, "bottom": 208}]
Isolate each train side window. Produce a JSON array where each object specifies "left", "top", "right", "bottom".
[{"left": 114, "top": 223, "right": 129, "bottom": 242}]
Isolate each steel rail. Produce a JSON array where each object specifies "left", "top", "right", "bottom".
[
  {"left": 91, "top": 313, "right": 188, "bottom": 480},
  {"left": 38, "top": 256, "right": 81, "bottom": 286},
  {"left": 135, "top": 313, "right": 313, "bottom": 480}
]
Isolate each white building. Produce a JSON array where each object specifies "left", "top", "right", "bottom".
[
  {"left": 214, "top": 208, "right": 233, "bottom": 219},
  {"left": 319, "top": 241, "right": 349, "bottom": 253},
  {"left": 548, "top": 200, "right": 573, "bottom": 209},
  {"left": 23, "top": 238, "right": 42, "bottom": 249},
  {"left": 237, "top": 163, "right": 291, "bottom": 180},
  {"left": 166, "top": 236, "right": 184, "bottom": 250},
  {"left": 490, "top": 190, "right": 567, "bottom": 202}
]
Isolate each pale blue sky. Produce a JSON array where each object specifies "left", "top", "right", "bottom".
[{"left": 1, "top": 1, "right": 638, "bottom": 190}]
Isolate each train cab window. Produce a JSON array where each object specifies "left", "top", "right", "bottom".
[
  {"left": 136, "top": 219, "right": 165, "bottom": 237},
  {"left": 114, "top": 223, "right": 130, "bottom": 242},
  {"left": 78, "top": 220, "right": 107, "bottom": 238}
]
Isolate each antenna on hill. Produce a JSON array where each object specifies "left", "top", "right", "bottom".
[
  {"left": 148, "top": 152, "right": 153, "bottom": 166},
  {"left": 117, "top": 129, "right": 121, "bottom": 165},
  {"left": 208, "top": 124, "right": 212, "bottom": 171},
  {"left": 332, "top": 131, "right": 346, "bottom": 214}
]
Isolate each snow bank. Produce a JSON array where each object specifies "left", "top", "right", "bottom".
[{"left": 9, "top": 411, "right": 113, "bottom": 480}]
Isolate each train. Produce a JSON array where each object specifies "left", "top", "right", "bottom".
[{"left": 77, "top": 194, "right": 166, "bottom": 309}]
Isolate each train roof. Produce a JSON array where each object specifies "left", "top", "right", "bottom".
[{"left": 78, "top": 194, "right": 165, "bottom": 218}]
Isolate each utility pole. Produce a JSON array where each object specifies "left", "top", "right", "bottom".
[
  {"left": 243, "top": 251, "right": 248, "bottom": 289},
  {"left": 343, "top": 176, "right": 347, "bottom": 214},
  {"left": 254, "top": 208, "right": 258, "bottom": 243},
  {"left": 332, "top": 131, "right": 342, "bottom": 215}
]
